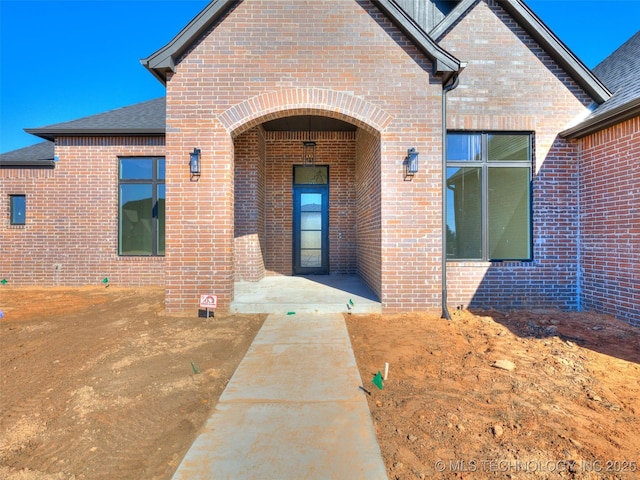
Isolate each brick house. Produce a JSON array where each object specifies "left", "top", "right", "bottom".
[{"left": 1, "top": 1, "right": 637, "bottom": 326}]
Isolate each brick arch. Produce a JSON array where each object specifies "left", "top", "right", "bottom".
[{"left": 219, "top": 88, "right": 393, "bottom": 137}]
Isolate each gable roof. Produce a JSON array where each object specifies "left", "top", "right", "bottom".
[
  {"left": 0, "top": 141, "right": 55, "bottom": 167},
  {"left": 25, "top": 98, "right": 166, "bottom": 142},
  {"left": 593, "top": 30, "right": 640, "bottom": 106},
  {"left": 561, "top": 30, "right": 640, "bottom": 139},
  {"left": 430, "top": 0, "right": 611, "bottom": 104},
  {"left": 142, "top": 0, "right": 463, "bottom": 84},
  {"left": 371, "top": 0, "right": 461, "bottom": 76},
  {"left": 141, "top": 0, "right": 236, "bottom": 84}
]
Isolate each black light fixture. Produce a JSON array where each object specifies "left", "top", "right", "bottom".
[
  {"left": 302, "top": 116, "right": 316, "bottom": 166},
  {"left": 302, "top": 140, "right": 316, "bottom": 165},
  {"left": 404, "top": 147, "right": 419, "bottom": 178},
  {"left": 189, "top": 148, "right": 201, "bottom": 176}
]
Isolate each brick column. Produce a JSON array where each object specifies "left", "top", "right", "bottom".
[{"left": 165, "top": 121, "right": 235, "bottom": 313}]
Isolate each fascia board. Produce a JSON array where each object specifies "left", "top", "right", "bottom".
[
  {"left": 560, "top": 98, "right": 640, "bottom": 139},
  {"left": 499, "top": 0, "right": 611, "bottom": 104},
  {"left": 372, "top": 0, "right": 461, "bottom": 75},
  {"left": 24, "top": 128, "right": 166, "bottom": 142},
  {"left": 0, "top": 160, "right": 56, "bottom": 168},
  {"left": 140, "top": 0, "right": 236, "bottom": 85}
]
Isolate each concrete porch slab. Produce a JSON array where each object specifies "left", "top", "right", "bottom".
[{"left": 230, "top": 275, "right": 381, "bottom": 314}]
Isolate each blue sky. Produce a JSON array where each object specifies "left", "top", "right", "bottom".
[{"left": 1, "top": 0, "right": 638, "bottom": 153}]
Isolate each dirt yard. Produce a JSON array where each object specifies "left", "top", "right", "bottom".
[
  {"left": 347, "top": 309, "right": 640, "bottom": 479},
  {"left": 0, "top": 286, "right": 264, "bottom": 480},
  {"left": 1, "top": 287, "right": 639, "bottom": 479}
]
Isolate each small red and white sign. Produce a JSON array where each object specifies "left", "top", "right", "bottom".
[{"left": 199, "top": 294, "right": 217, "bottom": 309}]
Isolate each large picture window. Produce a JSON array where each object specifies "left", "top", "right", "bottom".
[
  {"left": 446, "top": 133, "right": 532, "bottom": 261},
  {"left": 119, "top": 157, "right": 165, "bottom": 256}
]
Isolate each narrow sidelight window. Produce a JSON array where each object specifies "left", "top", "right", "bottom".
[
  {"left": 118, "top": 157, "right": 165, "bottom": 256},
  {"left": 10, "top": 195, "right": 26, "bottom": 225},
  {"left": 446, "top": 133, "right": 532, "bottom": 261}
]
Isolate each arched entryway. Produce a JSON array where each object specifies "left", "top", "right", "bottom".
[{"left": 229, "top": 106, "right": 384, "bottom": 311}]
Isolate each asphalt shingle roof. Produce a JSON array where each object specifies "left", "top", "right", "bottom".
[
  {"left": 590, "top": 30, "right": 640, "bottom": 118},
  {"left": 0, "top": 141, "right": 55, "bottom": 165},
  {"left": 25, "top": 97, "right": 166, "bottom": 141}
]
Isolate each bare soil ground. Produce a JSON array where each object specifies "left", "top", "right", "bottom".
[
  {"left": 346, "top": 309, "right": 640, "bottom": 479},
  {"left": 1, "top": 287, "right": 639, "bottom": 480},
  {"left": 0, "top": 286, "right": 264, "bottom": 480}
]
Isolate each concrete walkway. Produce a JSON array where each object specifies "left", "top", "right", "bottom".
[{"left": 172, "top": 313, "right": 387, "bottom": 479}]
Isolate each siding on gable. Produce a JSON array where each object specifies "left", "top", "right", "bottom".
[{"left": 394, "top": 0, "right": 456, "bottom": 32}]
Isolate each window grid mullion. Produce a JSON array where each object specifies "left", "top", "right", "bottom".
[
  {"left": 151, "top": 158, "right": 158, "bottom": 256},
  {"left": 481, "top": 134, "right": 489, "bottom": 261}
]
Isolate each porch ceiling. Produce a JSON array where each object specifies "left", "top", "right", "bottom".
[{"left": 262, "top": 115, "right": 357, "bottom": 132}]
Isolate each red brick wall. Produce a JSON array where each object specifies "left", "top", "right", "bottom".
[
  {"left": 440, "top": 0, "right": 593, "bottom": 311},
  {"left": 355, "top": 129, "right": 382, "bottom": 299},
  {"left": 0, "top": 137, "right": 166, "bottom": 286},
  {"left": 234, "top": 127, "right": 266, "bottom": 281},
  {"left": 262, "top": 131, "right": 357, "bottom": 276},
  {"left": 578, "top": 116, "right": 640, "bottom": 326},
  {"left": 165, "top": 0, "right": 442, "bottom": 312}
]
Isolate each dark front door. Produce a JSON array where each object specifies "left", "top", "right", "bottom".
[
  {"left": 293, "top": 188, "right": 329, "bottom": 274},
  {"left": 293, "top": 166, "right": 329, "bottom": 274}
]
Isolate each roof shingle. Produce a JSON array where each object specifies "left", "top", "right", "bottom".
[
  {"left": 591, "top": 30, "right": 640, "bottom": 118},
  {"left": 561, "top": 30, "right": 640, "bottom": 138},
  {"left": 0, "top": 141, "right": 55, "bottom": 166},
  {"left": 25, "top": 97, "right": 166, "bottom": 141}
]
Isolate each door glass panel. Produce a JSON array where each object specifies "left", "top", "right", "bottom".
[
  {"left": 301, "top": 211, "right": 321, "bottom": 230},
  {"left": 301, "top": 230, "right": 322, "bottom": 249},
  {"left": 301, "top": 194, "right": 322, "bottom": 211},
  {"left": 297, "top": 192, "right": 326, "bottom": 272},
  {"left": 157, "top": 184, "right": 166, "bottom": 255},
  {"left": 301, "top": 250, "right": 322, "bottom": 268}
]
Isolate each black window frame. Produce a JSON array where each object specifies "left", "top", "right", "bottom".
[
  {"left": 118, "top": 157, "right": 165, "bottom": 257},
  {"left": 9, "top": 194, "right": 26, "bottom": 225},
  {"left": 446, "top": 131, "right": 533, "bottom": 262}
]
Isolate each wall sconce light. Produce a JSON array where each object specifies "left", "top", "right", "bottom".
[
  {"left": 189, "top": 148, "right": 201, "bottom": 176},
  {"left": 302, "top": 140, "right": 316, "bottom": 166},
  {"left": 404, "top": 147, "right": 419, "bottom": 179}
]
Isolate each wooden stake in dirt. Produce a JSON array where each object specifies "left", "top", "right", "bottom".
[{"left": 384, "top": 362, "right": 389, "bottom": 380}]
